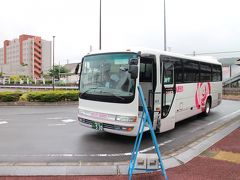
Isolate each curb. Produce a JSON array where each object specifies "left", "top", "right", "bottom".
[
  {"left": 0, "top": 115, "right": 239, "bottom": 176},
  {"left": 0, "top": 101, "right": 78, "bottom": 106},
  {"left": 222, "top": 97, "right": 240, "bottom": 101}
]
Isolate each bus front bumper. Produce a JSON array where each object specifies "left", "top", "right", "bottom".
[{"left": 78, "top": 117, "right": 139, "bottom": 136}]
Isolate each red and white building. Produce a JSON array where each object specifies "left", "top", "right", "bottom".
[{"left": 0, "top": 34, "right": 51, "bottom": 79}]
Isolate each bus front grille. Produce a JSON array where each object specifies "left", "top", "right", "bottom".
[{"left": 78, "top": 117, "right": 133, "bottom": 131}]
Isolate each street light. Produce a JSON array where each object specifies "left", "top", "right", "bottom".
[
  {"left": 52, "top": 35, "right": 55, "bottom": 90},
  {"left": 99, "top": 0, "right": 102, "bottom": 50},
  {"left": 164, "top": 0, "right": 167, "bottom": 51},
  {"left": 58, "top": 61, "right": 60, "bottom": 80}
]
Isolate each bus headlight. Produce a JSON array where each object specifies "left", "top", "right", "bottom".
[
  {"left": 78, "top": 109, "right": 90, "bottom": 116},
  {"left": 78, "top": 109, "right": 84, "bottom": 115},
  {"left": 115, "top": 116, "right": 137, "bottom": 122}
]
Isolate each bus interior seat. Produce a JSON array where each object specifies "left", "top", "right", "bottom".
[{"left": 116, "top": 71, "right": 130, "bottom": 91}]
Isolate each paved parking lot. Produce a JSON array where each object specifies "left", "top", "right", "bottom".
[{"left": 0, "top": 100, "right": 239, "bottom": 163}]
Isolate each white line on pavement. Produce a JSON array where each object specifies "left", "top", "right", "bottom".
[
  {"left": 190, "top": 108, "right": 240, "bottom": 133},
  {"left": 0, "top": 121, "right": 8, "bottom": 125},
  {"left": 47, "top": 124, "right": 66, "bottom": 126},
  {"left": 139, "top": 139, "right": 175, "bottom": 153},
  {"left": 46, "top": 117, "right": 64, "bottom": 120},
  {"left": 61, "top": 119, "right": 76, "bottom": 123},
  {"left": 0, "top": 139, "right": 174, "bottom": 158}
]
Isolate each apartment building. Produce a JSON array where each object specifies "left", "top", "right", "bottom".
[{"left": 0, "top": 34, "right": 51, "bottom": 79}]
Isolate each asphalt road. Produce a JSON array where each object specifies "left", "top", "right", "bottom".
[{"left": 0, "top": 100, "right": 239, "bottom": 163}]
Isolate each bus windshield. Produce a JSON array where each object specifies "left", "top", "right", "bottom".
[{"left": 79, "top": 52, "right": 138, "bottom": 103}]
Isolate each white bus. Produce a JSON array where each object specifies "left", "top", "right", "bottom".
[{"left": 76, "top": 49, "right": 222, "bottom": 136}]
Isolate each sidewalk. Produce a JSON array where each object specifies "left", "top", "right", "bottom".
[
  {"left": 131, "top": 127, "right": 240, "bottom": 180},
  {"left": 0, "top": 128, "right": 239, "bottom": 180},
  {"left": 165, "top": 127, "right": 240, "bottom": 180}
]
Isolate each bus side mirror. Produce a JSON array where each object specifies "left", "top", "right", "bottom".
[
  {"left": 129, "top": 58, "right": 138, "bottom": 79},
  {"left": 75, "top": 63, "right": 81, "bottom": 74}
]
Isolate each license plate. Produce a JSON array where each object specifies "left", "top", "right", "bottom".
[{"left": 91, "top": 122, "right": 103, "bottom": 131}]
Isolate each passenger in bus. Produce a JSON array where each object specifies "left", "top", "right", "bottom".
[
  {"left": 102, "top": 69, "right": 118, "bottom": 88},
  {"left": 116, "top": 70, "right": 130, "bottom": 91}
]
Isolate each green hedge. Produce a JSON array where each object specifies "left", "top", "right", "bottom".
[
  {"left": 0, "top": 92, "right": 23, "bottom": 102},
  {"left": 22, "top": 90, "right": 79, "bottom": 102},
  {"left": 0, "top": 90, "right": 78, "bottom": 102}
]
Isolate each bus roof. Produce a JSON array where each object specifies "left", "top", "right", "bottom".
[{"left": 87, "top": 48, "right": 221, "bottom": 65}]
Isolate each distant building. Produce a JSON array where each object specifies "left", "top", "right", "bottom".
[
  {"left": 62, "top": 63, "right": 79, "bottom": 84},
  {"left": 218, "top": 57, "right": 240, "bottom": 80},
  {"left": 0, "top": 34, "right": 51, "bottom": 79}
]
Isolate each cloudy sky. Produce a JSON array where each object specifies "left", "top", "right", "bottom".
[{"left": 0, "top": 0, "right": 240, "bottom": 64}]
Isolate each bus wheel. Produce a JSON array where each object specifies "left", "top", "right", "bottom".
[{"left": 202, "top": 98, "right": 211, "bottom": 116}]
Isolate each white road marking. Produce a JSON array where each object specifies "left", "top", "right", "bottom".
[
  {"left": 139, "top": 139, "right": 175, "bottom": 153},
  {"left": 190, "top": 108, "right": 240, "bottom": 133},
  {"left": 0, "top": 121, "right": 8, "bottom": 125},
  {"left": 48, "top": 124, "right": 66, "bottom": 126},
  {"left": 61, "top": 119, "right": 76, "bottom": 123},
  {"left": 51, "top": 154, "right": 73, "bottom": 157},
  {"left": 207, "top": 121, "right": 216, "bottom": 126},
  {"left": 46, "top": 117, "right": 64, "bottom": 120},
  {"left": 0, "top": 139, "right": 174, "bottom": 158}
]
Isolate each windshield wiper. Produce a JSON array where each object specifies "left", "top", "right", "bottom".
[
  {"left": 80, "top": 87, "right": 99, "bottom": 96},
  {"left": 81, "top": 88, "right": 125, "bottom": 101},
  {"left": 101, "top": 91, "right": 124, "bottom": 100}
]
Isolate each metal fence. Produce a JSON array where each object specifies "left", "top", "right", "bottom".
[{"left": 223, "top": 87, "right": 240, "bottom": 95}]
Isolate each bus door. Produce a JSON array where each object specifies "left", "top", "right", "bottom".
[
  {"left": 139, "top": 55, "right": 156, "bottom": 123},
  {"left": 160, "top": 56, "right": 176, "bottom": 132}
]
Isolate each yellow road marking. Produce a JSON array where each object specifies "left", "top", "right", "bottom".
[{"left": 213, "top": 151, "right": 240, "bottom": 164}]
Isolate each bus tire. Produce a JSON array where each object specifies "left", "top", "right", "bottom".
[{"left": 202, "top": 98, "right": 211, "bottom": 116}]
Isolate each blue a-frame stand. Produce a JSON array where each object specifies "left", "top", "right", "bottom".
[{"left": 128, "top": 85, "right": 168, "bottom": 180}]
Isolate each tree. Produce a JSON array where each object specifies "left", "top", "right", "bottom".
[
  {"left": 48, "top": 65, "right": 69, "bottom": 80},
  {"left": 10, "top": 75, "right": 21, "bottom": 84}
]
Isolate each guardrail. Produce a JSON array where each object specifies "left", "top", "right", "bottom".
[
  {"left": 223, "top": 87, "right": 240, "bottom": 95},
  {"left": 223, "top": 73, "right": 240, "bottom": 87}
]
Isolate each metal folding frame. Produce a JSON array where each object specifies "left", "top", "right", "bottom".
[{"left": 128, "top": 85, "right": 168, "bottom": 180}]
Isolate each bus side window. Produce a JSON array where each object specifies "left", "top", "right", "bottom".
[
  {"left": 212, "top": 65, "right": 222, "bottom": 81},
  {"left": 183, "top": 60, "right": 199, "bottom": 83},
  {"left": 200, "top": 63, "right": 211, "bottom": 82},
  {"left": 140, "top": 62, "right": 152, "bottom": 82},
  {"left": 163, "top": 62, "right": 174, "bottom": 85},
  {"left": 175, "top": 59, "right": 183, "bottom": 84}
]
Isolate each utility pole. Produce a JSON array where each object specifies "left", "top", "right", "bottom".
[
  {"left": 164, "top": 0, "right": 167, "bottom": 51},
  {"left": 90, "top": 45, "right": 93, "bottom": 52},
  {"left": 59, "top": 61, "right": 60, "bottom": 80},
  {"left": 52, "top": 36, "right": 55, "bottom": 90},
  {"left": 99, "top": 0, "right": 102, "bottom": 50}
]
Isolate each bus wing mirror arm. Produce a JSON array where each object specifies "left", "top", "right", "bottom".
[
  {"left": 128, "top": 58, "right": 138, "bottom": 79},
  {"left": 129, "top": 65, "right": 138, "bottom": 79}
]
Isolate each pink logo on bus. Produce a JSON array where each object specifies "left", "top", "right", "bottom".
[
  {"left": 91, "top": 112, "right": 108, "bottom": 119},
  {"left": 176, "top": 85, "right": 184, "bottom": 93},
  {"left": 195, "top": 82, "right": 211, "bottom": 112}
]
